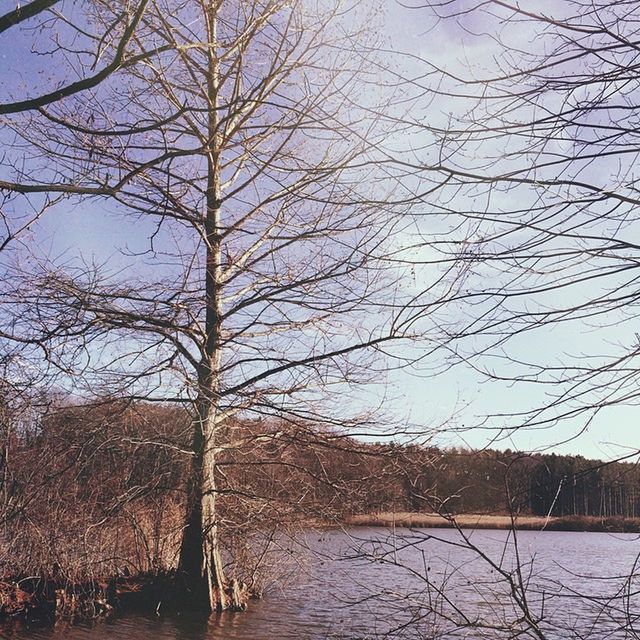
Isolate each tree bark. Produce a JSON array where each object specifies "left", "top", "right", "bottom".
[
  {"left": 178, "top": 403, "right": 227, "bottom": 611},
  {"left": 178, "top": 0, "right": 227, "bottom": 613}
]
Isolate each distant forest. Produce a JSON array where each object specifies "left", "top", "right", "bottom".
[
  {"left": 0, "top": 401, "right": 640, "bottom": 535},
  {"left": 2, "top": 398, "right": 639, "bottom": 578},
  {"left": 7, "top": 402, "right": 640, "bottom": 517}
]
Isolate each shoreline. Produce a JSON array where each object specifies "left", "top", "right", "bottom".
[
  {"left": 0, "top": 571, "right": 250, "bottom": 625},
  {"left": 345, "top": 512, "right": 640, "bottom": 533}
]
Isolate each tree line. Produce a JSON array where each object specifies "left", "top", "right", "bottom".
[{"left": 2, "top": 396, "right": 639, "bottom": 586}]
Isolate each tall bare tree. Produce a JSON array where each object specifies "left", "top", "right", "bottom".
[{"left": 3, "top": 0, "right": 433, "bottom": 611}]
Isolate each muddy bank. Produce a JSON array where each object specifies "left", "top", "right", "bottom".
[{"left": 346, "top": 512, "right": 640, "bottom": 533}]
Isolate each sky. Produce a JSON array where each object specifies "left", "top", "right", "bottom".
[
  {"left": 375, "top": 0, "right": 640, "bottom": 461},
  {"left": 2, "top": 0, "right": 640, "bottom": 463}
]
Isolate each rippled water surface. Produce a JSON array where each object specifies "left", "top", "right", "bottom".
[{"left": 2, "top": 527, "right": 640, "bottom": 639}]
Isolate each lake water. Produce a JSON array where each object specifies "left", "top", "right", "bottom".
[{"left": 2, "top": 527, "right": 639, "bottom": 639}]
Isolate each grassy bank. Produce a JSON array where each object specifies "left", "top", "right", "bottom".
[{"left": 346, "top": 512, "right": 640, "bottom": 533}]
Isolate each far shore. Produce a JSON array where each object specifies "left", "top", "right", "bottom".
[{"left": 346, "top": 512, "right": 640, "bottom": 533}]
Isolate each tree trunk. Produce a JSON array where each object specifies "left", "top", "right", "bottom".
[
  {"left": 178, "top": 0, "right": 226, "bottom": 613},
  {"left": 178, "top": 407, "right": 227, "bottom": 611}
]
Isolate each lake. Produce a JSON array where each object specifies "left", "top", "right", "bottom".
[{"left": 2, "top": 527, "right": 639, "bottom": 639}]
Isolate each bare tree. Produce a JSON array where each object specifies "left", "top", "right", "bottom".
[{"left": 2, "top": 0, "right": 437, "bottom": 612}]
